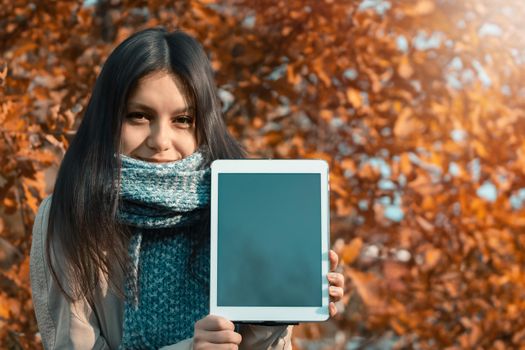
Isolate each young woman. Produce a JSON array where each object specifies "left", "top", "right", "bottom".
[{"left": 30, "top": 27, "right": 345, "bottom": 349}]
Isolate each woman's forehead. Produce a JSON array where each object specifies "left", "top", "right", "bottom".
[{"left": 128, "top": 71, "right": 194, "bottom": 108}]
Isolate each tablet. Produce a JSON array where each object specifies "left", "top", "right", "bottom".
[{"left": 210, "top": 159, "right": 330, "bottom": 323}]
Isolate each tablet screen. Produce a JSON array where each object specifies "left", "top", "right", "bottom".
[{"left": 217, "top": 173, "right": 322, "bottom": 307}]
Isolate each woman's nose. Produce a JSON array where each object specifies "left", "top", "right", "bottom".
[{"left": 146, "top": 123, "right": 171, "bottom": 151}]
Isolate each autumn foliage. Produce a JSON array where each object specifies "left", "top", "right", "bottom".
[{"left": 2, "top": 0, "right": 525, "bottom": 348}]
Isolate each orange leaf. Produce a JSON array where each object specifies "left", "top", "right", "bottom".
[
  {"left": 390, "top": 319, "right": 407, "bottom": 335},
  {"left": 347, "top": 268, "right": 384, "bottom": 308},
  {"left": 398, "top": 56, "right": 414, "bottom": 79},
  {"left": 320, "top": 109, "right": 332, "bottom": 121},
  {"left": 399, "top": 153, "right": 412, "bottom": 175},
  {"left": 335, "top": 198, "right": 353, "bottom": 216},
  {"left": 424, "top": 247, "right": 442, "bottom": 270},
  {"left": 473, "top": 139, "right": 489, "bottom": 158},
  {"left": 393, "top": 108, "right": 413, "bottom": 138},
  {"left": 0, "top": 64, "right": 7, "bottom": 86},
  {"left": 340, "top": 159, "right": 356, "bottom": 175},
  {"left": 0, "top": 298, "right": 9, "bottom": 319},
  {"left": 341, "top": 237, "right": 363, "bottom": 264},
  {"left": 416, "top": 216, "right": 434, "bottom": 232},
  {"left": 346, "top": 88, "right": 362, "bottom": 108},
  {"left": 405, "top": 0, "right": 435, "bottom": 16},
  {"left": 312, "top": 58, "right": 331, "bottom": 86}
]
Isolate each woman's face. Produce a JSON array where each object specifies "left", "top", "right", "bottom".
[{"left": 120, "top": 71, "right": 197, "bottom": 163}]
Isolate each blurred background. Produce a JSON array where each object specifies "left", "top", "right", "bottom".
[{"left": 2, "top": 0, "right": 525, "bottom": 349}]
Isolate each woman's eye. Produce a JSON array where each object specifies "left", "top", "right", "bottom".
[
  {"left": 173, "top": 115, "right": 194, "bottom": 126},
  {"left": 126, "top": 112, "right": 149, "bottom": 121}
]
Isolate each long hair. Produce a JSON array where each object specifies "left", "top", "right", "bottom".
[{"left": 46, "top": 27, "right": 245, "bottom": 305}]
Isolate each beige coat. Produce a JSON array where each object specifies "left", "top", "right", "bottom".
[{"left": 30, "top": 196, "right": 293, "bottom": 349}]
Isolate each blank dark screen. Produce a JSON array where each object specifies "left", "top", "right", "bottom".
[{"left": 217, "top": 173, "right": 322, "bottom": 307}]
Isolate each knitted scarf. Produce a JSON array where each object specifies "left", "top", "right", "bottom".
[
  {"left": 117, "top": 151, "right": 211, "bottom": 349},
  {"left": 117, "top": 151, "right": 211, "bottom": 228}
]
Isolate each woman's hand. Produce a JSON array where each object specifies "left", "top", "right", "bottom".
[
  {"left": 328, "top": 249, "right": 345, "bottom": 317},
  {"left": 193, "top": 315, "right": 242, "bottom": 350}
]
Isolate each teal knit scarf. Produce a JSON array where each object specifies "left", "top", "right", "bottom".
[
  {"left": 117, "top": 150, "right": 211, "bottom": 349},
  {"left": 118, "top": 150, "right": 211, "bottom": 228}
]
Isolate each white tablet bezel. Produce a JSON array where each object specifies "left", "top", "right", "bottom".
[{"left": 209, "top": 159, "right": 330, "bottom": 322}]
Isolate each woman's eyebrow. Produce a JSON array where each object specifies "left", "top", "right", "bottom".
[{"left": 127, "top": 102, "right": 195, "bottom": 114}]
